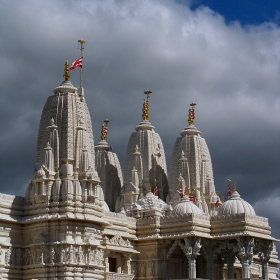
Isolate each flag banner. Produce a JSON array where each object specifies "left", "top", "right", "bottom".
[
  {"left": 227, "top": 186, "right": 232, "bottom": 197},
  {"left": 70, "top": 57, "right": 83, "bottom": 70},
  {"left": 179, "top": 187, "right": 183, "bottom": 198},
  {"left": 189, "top": 193, "right": 196, "bottom": 203},
  {"left": 215, "top": 199, "right": 220, "bottom": 207},
  {"left": 153, "top": 186, "right": 158, "bottom": 196}
]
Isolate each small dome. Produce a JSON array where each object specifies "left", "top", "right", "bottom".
[
  {"left": 217, "top": 191, "right": 255, "bottom": 216},
  {"left": 137, "top": 192, "right": 169, "bottom": 211},
  {"left": 173, "top": 195, "right": 206, "bottom": 215}
]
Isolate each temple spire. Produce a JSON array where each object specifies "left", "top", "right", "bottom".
[
  {"left": 188, "top": 102, "right": 196, "bottom": 125},
  {"left": 142, "top": 90, "right": 152, "bottom": 120}
]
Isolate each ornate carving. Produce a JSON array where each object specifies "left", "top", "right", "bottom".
[
  {"left": 107, "top": 235, "right": 132, "bottom": 247},
  {"left": 5, "top": 247, "right": 11, "bottom": 265}
]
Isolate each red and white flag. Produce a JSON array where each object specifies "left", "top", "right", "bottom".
[
  {"left": 179, "top": 187, "right": 183, "bottom": 198},
  {"left": 189, "top": 193, "right": 196, "bottom": 204},
  {"left": 70, "top": 57, "right": 83, "bottom": 70}
]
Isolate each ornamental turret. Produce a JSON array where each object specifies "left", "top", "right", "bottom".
[
  {"left": 118, "top": 91, "right": 168, "bottom": 211},
  {"left": 95, "top": 119, "right": 123, "bottom": 211},
  {"left": 168, "top": 103, "right": 217, "bottom": 215}
]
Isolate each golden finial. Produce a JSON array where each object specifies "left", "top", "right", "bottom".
[
  {"left": 222, "top": 196, "right": 225, "bottom": 203},
  {"left": 185, "top": 187, "right": 190, "bottom": 195},
  {"left": 63, "top": 60, "right": 70, "bottom": 81},
  {"left": 101, "top": 124, "right": 106, "bottom": 140},
  {"left": 148, "top": 184, "right": 152, "bottom": 192},
  {"left": 154, "top": 179, "right": 158, "bottom": 186},
  {"left": 100, "top": 119, "right": 109, "bottom": 141},
  {"left": 234, "top": 182, "right": 237, "bottom": 192},
  {"left": 188, "top": 102, "right": 196, "bottom": 125},
  {"left": 78, "top": 39, "right": 85, "bottom": 52},
  {"left": 142, "top": 90, "right": 152, "bottom": 120}
]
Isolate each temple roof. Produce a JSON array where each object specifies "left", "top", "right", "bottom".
[{"left": 217, "top": 191, "right": 256, "bottom": 216}]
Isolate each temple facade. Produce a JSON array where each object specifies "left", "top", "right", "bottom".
[{"left": 0, "top": 60, "right": 279, "bottom": 280}]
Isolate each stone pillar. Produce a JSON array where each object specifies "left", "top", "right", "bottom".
[
  {"left": 124, "top": 255, "right": 132, "bottom": 274},
  {"left": 182, "top": 257, "right": 187, "bottom": 279},
  {"left": 188, "top": 256, "right": 196, "bottom": 279},
  {"left": 202, "top": 241, "right": 215, "bottom": 280},
  {"left": 183, "top": 238, "right": 202, "bottom": 279},
  {"left": 226, "top": 253, "right": 235, "bottom": 279},
  {"left": 262, "top": 261, "right": 269, "bottom": 280},
  {"left": 241, "top": 259, "right": 250, "bottom": 278},
  {"left": 218, "top": 261, "right": 224, "bottom": 280},
  {"left": 238, "top": 238, "right": 255, "bottom": 279},
  {"left": 258, "top": 241, "right": 273, "bottom": 280},
  {"left": 162, "top": 259, "right": 168, "bottom": 280}
]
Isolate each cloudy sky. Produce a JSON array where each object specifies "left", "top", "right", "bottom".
[{"left": 0, "top": 0, "right": 279, "bottom": 255}]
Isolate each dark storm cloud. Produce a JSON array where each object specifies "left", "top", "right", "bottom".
[{"left": 0, "top": 0, "right": 279, "bottom": 253}]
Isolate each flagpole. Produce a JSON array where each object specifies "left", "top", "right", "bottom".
[{"left": 78, "top": 39, "right": 85, "bottom": 89}]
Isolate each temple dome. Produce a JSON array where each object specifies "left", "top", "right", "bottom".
[
  {"left": 173, "top": 195, "right": 205, "bottom": 215},
  {"left": 217, "top": 191, "right": 256, "bottom": 216}
]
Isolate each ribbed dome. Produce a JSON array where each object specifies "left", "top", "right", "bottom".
[
  {"left": 217, "top": 191, "right": 256, "bottom": 215},
  {"left": 173, "top": 195, "right": 205, "bottom": 215}
]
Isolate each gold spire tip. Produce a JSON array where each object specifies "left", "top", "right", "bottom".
[
  {"left": 78, "top": 38, "right": 86, "bottom": 44},
  {"left": 234, "top": 182, "right": 237, "bottom": 192},
  {"left": 63, "top": 60, "right": 70, "bottom": 81},
  {"left": 188, "top": 102, "right": 196, "bottom": 125},
  {"left": 101, "top": 121, "right": 108, "bottom": 141},
  {"left": 142, "top": 90, "right": 152, "bottom": 120},
  {"left": 148, "top": 184, "right": 152, "bottom": 192},
  {"left": 185, "top": 187, "right": 190, "bottom": 195}
]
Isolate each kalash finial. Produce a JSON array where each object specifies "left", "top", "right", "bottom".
[
  {"left": 234, "top": 182, "right": 237, "bottom": 192},
  {"left": 63, "top": 60, "right": 70, "bottom": 81},
  {"left": 100, "top": 119, "right": 109, "bottom": 141},
  {"left": 188, "top": 102, "right": 196, "bottom": 125},
  {"left": 142, "top": 90, "right": 152, "bottom": 120}
]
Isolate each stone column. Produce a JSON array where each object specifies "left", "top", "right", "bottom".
[
  {"left": 202, "top": 241, "right": 215, "bottom": 280},
  {"left": 162, "top": 259, "right": 168, "bottom": 280},
  {"left": 183, "top": 238, "right": 202, "bottom": 279},
  {"left": 225, "top": 252, "right": 235, "bottom": 279},
  {"left": 182, "top": 257, "right": 187, "bottom": 279},
  {"left": 188, "top": 256, "right": 196, "bottom": 279},
  {"left": 238, "top": 238, "right": 255, "bottom": 279},
  {"left": 160, "top": 240, "right": 170, "bottom": 280},
  {"left": 258, "top": 242, "right": 273, "bottom": 280},
  {"left": 218, "top": 261, "right": 224, "bottom": 280}
]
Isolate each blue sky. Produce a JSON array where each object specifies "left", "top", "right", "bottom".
[{"left": 190, "top": 0, "right": 280, "bottom": 25}]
